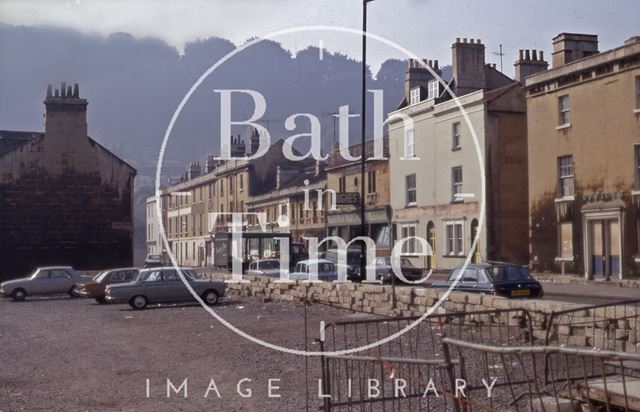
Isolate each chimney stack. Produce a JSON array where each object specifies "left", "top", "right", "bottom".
[
  {"left": 276, "top": 165, "right": 281, "bottom": 190},
  {"left": 205, "top": 155, "right": 220, "bottom": 173},
  {"left": 249, "top": 127, "right": 260, "bottom": 156},
  {"left": 230, "top": 134, "right": 246, "bottom": 158},
  {"left": 452, "top": 37, "right": 486, "bottom": 96},
  {"left": 187, "top": 160, "right": 201, "bottom": 180},
  {"left": 552, "top": 33, "right": 598, "bottom": 68},
  {"left": 514, "top": 48, "right": 549, "bottom": 84},
  {"left": 44, "top": 82, "right": 88, "bottom": 140}
]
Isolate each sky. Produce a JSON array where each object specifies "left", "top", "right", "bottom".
[{"left": 0, "top": 0, "right": 639, "bottom": 75}]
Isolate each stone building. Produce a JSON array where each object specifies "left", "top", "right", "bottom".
[
  {"left": 388, "top": 38, "right": 529, "bottom": 271},
  {"left": 246, "top": 160, "right": 327, "bottom": 254},
  {"left": 526, "top": 34, "right": 640, "bottom": 279},
  {"left": 325, "top": 138, "right": 392, "bottom": 256},
  {"left": 0, "top": 83, "right": 136, "bottom": 279},
  {"left": 153, "top": 135, "right": 310, "bottom": 267}
]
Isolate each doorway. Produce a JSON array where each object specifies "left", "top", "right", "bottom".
[{"left": 586, "top": 217, "right": 621, "bottom": 279}]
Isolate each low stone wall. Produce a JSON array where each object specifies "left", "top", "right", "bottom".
[
  {"left": 535, "top": 273, "right": 640, "bottom": 288},
  {"left": 202, "top": 274, "right": 640, "bottom": 352}
]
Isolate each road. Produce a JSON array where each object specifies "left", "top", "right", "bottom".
[{"left": 418, "top": 272, "right": 640, "bottom": 305}]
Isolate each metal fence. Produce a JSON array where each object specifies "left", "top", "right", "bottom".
[
  {"left": 441, "top": 337, "right": 640, "bottom": 411},
  {"left": 318, "top": 309, "right": 534, "bottom": 411},
  {"left": 545, "top": 299, "right": 640, "bottom": 353},
  {"left": 318, "top": 307, "right": 640, "bottom": 411}
]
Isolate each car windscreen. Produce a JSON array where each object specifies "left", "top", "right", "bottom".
[
  {"left": 259, "top": 260, "right": 279, "bottom": 270},
  {"left": 94, "top": 271, "right": 109, "bottom": 282},
  {"left": 489, "top": 266, "right": 532, "bottom": 283}
]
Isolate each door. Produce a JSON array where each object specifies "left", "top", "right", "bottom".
[
  {"left": 50, "top": 269, "right": 74, "bottom": 293},
  {"left": 140, "top": 270, "right": 166, "bottom": 302},
  {"left": 588, "top": 218, "right": 621, "bottom": 279},
  {"left": 163, "top": 269, "right": 191, "bottom": 301}
]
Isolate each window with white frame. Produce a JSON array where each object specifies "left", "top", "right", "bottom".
[
  {"left": 405, "top": 174, "right": 417, "bottom": 206},
  {"left": 401, "top": 224, "right": 417, "bottom": 254},
  {"left": 427, "top": 80, "right": 438, "bottom": 100},
  {"left": 410, "top": 87, "right": 420, "bottom": 105},
  {"left": 404, "top": 128, "right": 415, "bottom": 158},
  {"left": 558, "top": 95, "right": 570, "bottom": 126},
  {"left": 452, "top": 122, "right": 461, "bottom": 150},
  {"left": 451, "top": 166, "right": 463, "bottom": 201},
  {"left": 558, "top": 155, "right": 574, "bottom": 198},
  {"left": 445, "top": 220, "right": 464, "bottom": 256}
]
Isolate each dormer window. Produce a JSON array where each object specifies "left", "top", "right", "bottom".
[
  {"left": 410, "top": 87, "right": 420, "bottom": 105},
  {"left": 427, "top": 80, "right": 438, "bottom": 100}
]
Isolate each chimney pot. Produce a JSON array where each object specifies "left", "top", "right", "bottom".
[
  {"left": 525, "top": 49, "right": 531, "bottom": 60},
  {"left": 477, "top": 39, "right": 482, "bottom": 44},
  {"left": 54, "top": 89, "right": 60, "bottom": 97},
  {"left": 519, "top": 50, "right": 524, "bottom": 60},
  {"left": 470, "top": 39, "right": 475, "bottom": 44},
  {"left": 456, "top": 37, "right": 461, "bottom": 43},
  {"left": 47, "top": 84, "right": 52, "bottom": 98},
  {"left": 434, "top": 60, "right": 439, "bottom": 70},
  {"left": 61, "top": 82, "right": 66, "bottom": 97},
  {"left": 532, "top": 49, "right": 538, "bottom": 61},
  {"left": 462, "top": 37, "right": 467, "bottom": 43},
  {"left": 73, "top": 83, "right": 79, "bottom": 97},
  {"left": 66, "top": 85, "right": 72, "bottom": 97},
  {"left": 539, "top": 51, "right": 544, "bottom": 61}
]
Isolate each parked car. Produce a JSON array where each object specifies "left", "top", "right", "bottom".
[
  {"left": 0, "top": 266, "right": 92, "bottom": 301},
  {"left": 245, "top": 259, "right": 284, "bottom": 278},
  {"left": 323, "top": 249, "right": 362, "bottom": 281},
  {"left": 75, "top": 267, "right": 140, "bottom": 303},
  {"left": 104, "top": 267, "right": 226, "bottom": 309},
  {"left": 289, "top": 259, "right": 337, "bottom": 282},
  {"left": 144, "top": 254, "right": 163, "bottom": 268},
  {"left": 432, "top": 263, "right": 544, "bottom": 298},
  {"left": 366, "top": 256, "right": 424, "bottom": 283}
]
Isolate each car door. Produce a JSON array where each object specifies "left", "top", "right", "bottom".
[
  {"left": 163, "top": 269, "right": 191, "bottom": 301},
  {"left": 458, "top": 269, "right": 479, "bottom": 293},
  {"left": 139, "top": 270, "right": 165, "bottom": 302},
  {"left": 29, "top": 269, "right": 51, "bottom": 294},
  {"left": 50, "top": 269, "right": 74, "bottom": 293}
]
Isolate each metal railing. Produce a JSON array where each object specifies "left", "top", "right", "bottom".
[{"left": 442, "top": 337, "right": 640, "bottom": 411}]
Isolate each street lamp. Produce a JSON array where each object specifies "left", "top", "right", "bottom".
[{"left": 360, "top": 0, "right": 375, "bottom": 280}]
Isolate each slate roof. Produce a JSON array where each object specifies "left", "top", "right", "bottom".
[{"left": 0, "top": 130, "right": 43, "bottom": 157}]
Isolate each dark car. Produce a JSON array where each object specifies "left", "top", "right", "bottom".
[
  {"left": 144, "top": 254, "right": 163, "bottom": 268},
  {"left": 432, "top": 263, "right": 543, "bottom": 298},
  {"left": 366, "top": 256, "right": 424, "bottom": 283},
  {"left": 324, "top": 249, "right": 363, "bottom": 281}
]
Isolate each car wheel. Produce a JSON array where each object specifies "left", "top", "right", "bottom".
[
  {"left": 130, "top": 295, "right": 148, "bottom": 310},
  {"left": 202, "top": 290, "right": 219, "bottom": 306},
  {"left": 94, "top": 297, "right": 106, "bottom": 304},
  {"left": 68, "top": 286, "right": 81, "bottom": 298},
  {"left": 12, "top": 288, "right": 26, "bottom": 301}
]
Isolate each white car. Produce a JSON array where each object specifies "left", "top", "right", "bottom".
[
  {"left": 245, "top": 259, "right": 285, "bottom": 277},
  {"left": 1, "top": 266, "right": 92, "bottom": 301},
  {"left": 288, "top": 259, "right": 338, "bottom": 282}
]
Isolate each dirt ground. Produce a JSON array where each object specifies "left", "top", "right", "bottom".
[{"left": 0, "top": 294, "right": 369, "bottom": 411}]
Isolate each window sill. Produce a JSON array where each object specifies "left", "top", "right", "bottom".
[
  {"left": 634, "top": 109, "right": 640, "bottom": 115},
  {"left": 554, "top": 196, "right": 575, "bottom": 203},
  {"left": 443, "top": 254, "right": 466, "bottom": 258},
  {"left": 405, "top": 202, "right": 417, "bottom": 208},
  {"left": 556, "top": 123, "right": 572, "bottom": 131}
]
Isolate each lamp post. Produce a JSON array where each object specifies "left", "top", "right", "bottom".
[{"left": 360, "top": 0, "right": 374, "bottom": 280}]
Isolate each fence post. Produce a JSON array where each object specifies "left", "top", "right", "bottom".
[{"left": 442, "top": 336, "right": 461, "bottom": 412}]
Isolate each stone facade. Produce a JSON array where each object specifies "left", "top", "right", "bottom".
[
  {"left": 325, "top": 138, "right": 392, "bottom": 255},
  {"left": 388, "top": 39, "right": 528, "bottom": 272},
  {"left": 0, "top": 83, "right": 136, "bottom": 279},
  {"left": 526, "top": 34, "right": 640, "bottom": 279}
]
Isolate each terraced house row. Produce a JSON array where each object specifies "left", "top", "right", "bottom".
[{"left": 147, "top": 32, "right": 640, "bottom": 279}]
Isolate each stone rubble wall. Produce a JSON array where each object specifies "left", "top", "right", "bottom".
[{"left": 201, "top": 273, "right": 640, "bottom": 352}]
